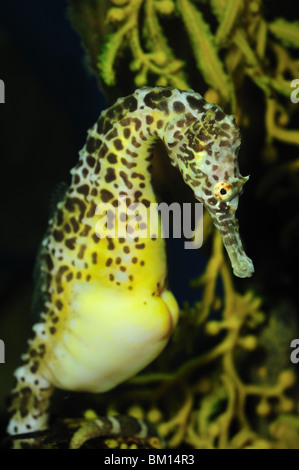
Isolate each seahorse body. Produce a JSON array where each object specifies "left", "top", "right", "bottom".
[{"left": 7, "top": 87, "right": 253, "bottom": 436}]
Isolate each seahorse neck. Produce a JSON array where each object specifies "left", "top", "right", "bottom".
[
  {"left": 71, "top": 116, "right": 162, "bottom": 202},
  {"left": 69, "top": 87, "right": 210, "bottom": 205}
]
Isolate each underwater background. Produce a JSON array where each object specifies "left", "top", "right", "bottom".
[{"left": 0, "top": 0, "right": 299, "bottom": 448}]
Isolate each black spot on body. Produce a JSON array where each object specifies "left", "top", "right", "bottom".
[
  {"left": 174, "top": 130, "right": 184, "bottom": 141},
  {"left": 77, "top": 185, "right": 89, "bottom": 196},
  {"left": 215, "top": 109, "right": 226, "bottom": 121},
  {"left": 121, "top": 157, "right": 137, "bottom": 168},
  {"left": 144, "top": 90, "right": 171, "bottom": 113},
  {"left": 53, "top": 230, "right": 64, "bottom": 242},
  {"left": 124, "top": 128, "right": 131, "bottom": 139},
  {"left": 187, "top": 95, "right": 206, "bottom": 112},
  {"left": 99, "top": 143, "right": 109, "bottom": 158},
  {"left": 78, "top": 244, "right": 86, "bottom": 259},
  {"left": 86, "top": 200, "right": 97, "bottom": 218},
  {"left": 207, "top": 197, "right": 218, "bottom": 206},
  {"left": 114, "top": 139, "right": 124, "bottom": 151},
  {"left": 131, "top": 136, "right": 141, "bottom": 148},
  {"left": 86, "top": 137, "right": 100, "bottom": 153},
  {"left": 120, "top": 171, "right": 133, "bottom": 189},
  {"left": 133, "top": 118, "right": 142, "bottom": 131},
  {"left": 91, "top": 233, "right": 100, "bottom": 243},
  {"left": 132, "top": 172, "right": 145, "bottom": 180},
  {"left": 87, "top": 155, "right": 96, "bottom": 168},
  {"left": 134, "top": 191, "right": 142, "bottom": 200},
  {"left": 56, "top": 209, "right": 63, "bottom": 226},
  {"left": 173, "top": 101, "right": 185, "bottom": 113},
  {"left": 65, "top": 197, "right": 86, "bottom": 221},
  {"left": 107, "top": 238, "right": 115, "bottom": 250},
  {"left": 97, "top": 117, "right": 104, "bottom": 134},
  {"left": 120, "top": 117, "right": 131, "bottom": 127},
  {"left": 101, "top": 189, "right": 114, "bottom": 202},
  {"left": 124, "top": 96, "right": 138, "bottom": 112},
  {"left": 141, "top": 198, "right": 150, "bottom": 207},
  {"left": 107, "top": 153, "right": 118, "bottom": 164},
  {"left": 157, "top": 101, "right": 168, "bottom": 114},
  {"left": 126, "top": 149, "right": 138, "bottom": 158},
  {"left": 106, "top": 128, "right": 118, "bottom": 140},
  {"left": 146, "top": 115, "right": 154, "bottom": 124},
  {"left": 105, "top": 168, "right": 116, "bottom": 182},
  {"left": 65, "top": 237, "right": 76, "bottom": 250},
  {"left": 94, "top": 161, "right": 101, "bottom": 174},
  {"left": 30, "top": 361, "right": 39, "bottom": 373},
  {"left": 45, "top": 254, "right": 54, "bottom": 270},
  {"left": 220, "top": 139, "right": 230, "bottom": 147},
  {"left": 103, "top": 120, "right": 113, "bottom": 134},
  {"left": 136, "top": 243, "right": 145, "bottom": 249},
  {"left": 56, "top": 300, "right": 63, "bottom": 310},
  {"left": 203, "top": 188, "right": 212, "bottom": 195}
]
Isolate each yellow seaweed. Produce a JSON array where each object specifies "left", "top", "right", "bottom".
[
  {"left": 269, "top": 18, "right": 299, "bottom": 48},
  {"left": 176, "top": 0, "right": 232, "bottom": 102}
]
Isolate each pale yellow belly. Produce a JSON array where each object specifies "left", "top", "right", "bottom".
[{"left": 41, "top": 282, "right": 179, "bottom": 392}]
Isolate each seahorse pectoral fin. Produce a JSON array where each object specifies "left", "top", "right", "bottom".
[{"left": 218, "top": 218, "right": 254, "bottom": 278}]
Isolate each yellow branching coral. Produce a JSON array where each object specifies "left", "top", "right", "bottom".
[
  {"left": 68, "top": 0, "right": 299, "bottom": 142},
  {"left": 176, "top": 0, "right": 233, "bottom": 102},
  {"left": 97, "top": 0, "right": 187, "bottom": 89},
  {"left": 269, "top": 19, "right": 299, "bottom": 48}
]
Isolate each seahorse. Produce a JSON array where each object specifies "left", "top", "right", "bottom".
[{"left": 7, "top": 87, "right": 254, "bottom": 440}]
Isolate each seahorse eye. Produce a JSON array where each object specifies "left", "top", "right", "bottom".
[{"left": 214, "top": 181, "right": 233, "bottom": 201}]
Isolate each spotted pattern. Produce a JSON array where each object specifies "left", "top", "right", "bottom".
[
  {"left": 69, "top": 415, "right": 156, "bottom": 448},
  {"left": 7, "top": 86, "right": 253, "bottom": 439}
]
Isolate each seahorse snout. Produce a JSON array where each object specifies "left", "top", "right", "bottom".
[{"left": 217, "top": 217, "right": 254, "bottom": 278}]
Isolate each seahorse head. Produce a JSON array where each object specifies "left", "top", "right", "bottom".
[{"left": 164, "top": 108, "right": 254, "bottom": 278}]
